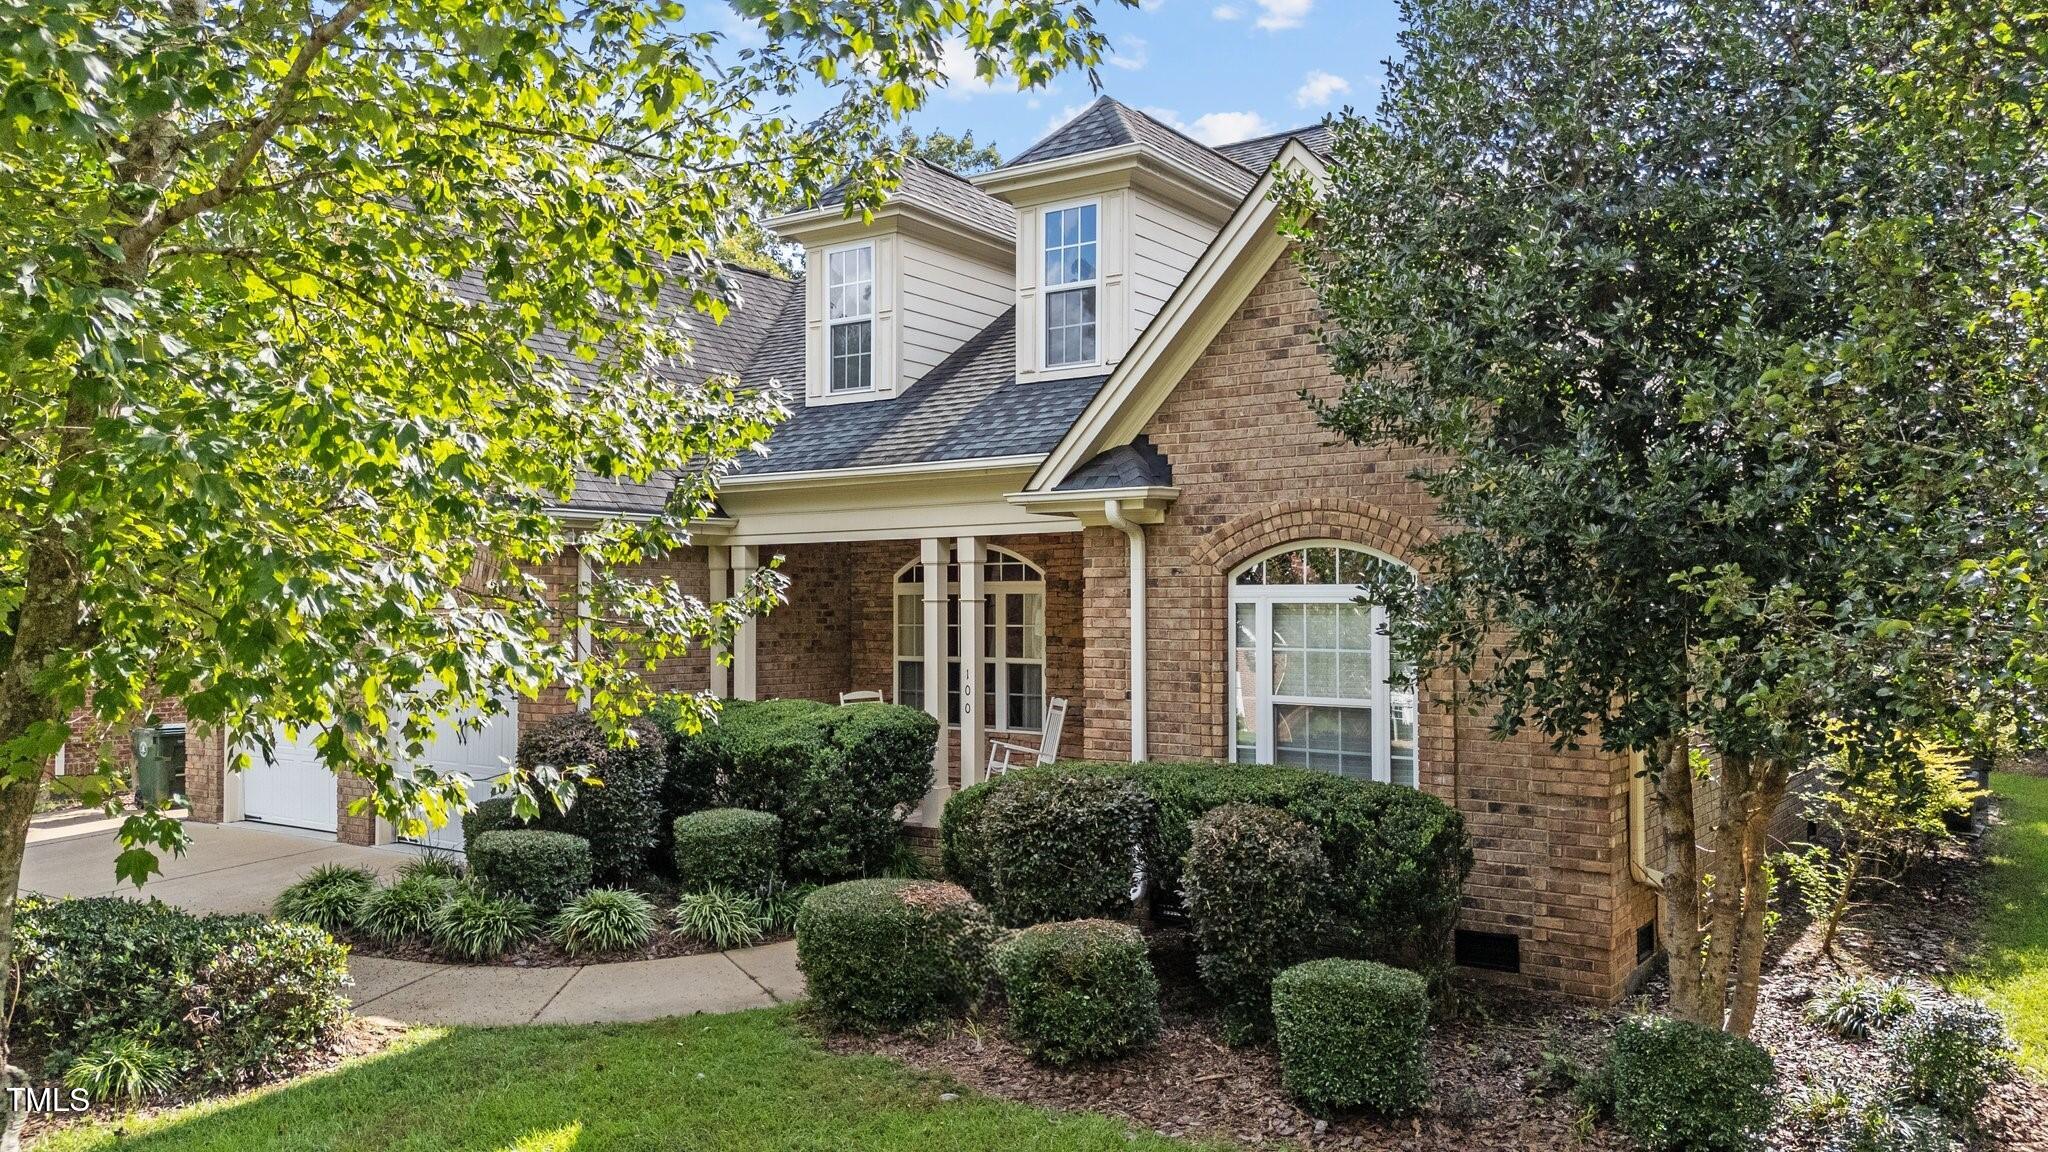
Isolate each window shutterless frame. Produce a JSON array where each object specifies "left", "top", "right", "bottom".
[
  {"left": 824, "top": 243, "right": 875, "bottom": 393},
  {"left": 1040, "top": 200, "right": 1100, "bottom": 369},
  {"left": 1227, "top": 541, "right": 1419, "bottom": 786},
  {"left": 894, "top": 547, "right": 1047, "bottom": 733}
]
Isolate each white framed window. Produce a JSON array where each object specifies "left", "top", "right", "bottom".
[
  {"left": 1042, "top": 202, "right": 1099, "bottom": 368},
  {"left": 825, "top": 244, "right": 874, "bottom": 393},
  {"left": 1228, "top": 542, "right": 1419, "bottom": 787},
  {"left": 894, "top": 546, "right": 1047, "bottom": 732}
]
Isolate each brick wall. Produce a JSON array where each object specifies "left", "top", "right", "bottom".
[
  {"left": 756, "top": 543, "right": 852, "bottom": 703},
  {"left": 61, "top": 699, "right": 226, "bottom": 824},
  {"left": 1081, "top": 257, "right": 1652, "bottom": 1001}
]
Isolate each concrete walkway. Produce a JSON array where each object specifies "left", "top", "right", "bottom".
[{"left": 24, "top": 810, "right": 806, "bottom": 1026}]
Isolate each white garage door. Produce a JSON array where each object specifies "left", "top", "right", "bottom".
[
  {"left": 401, "top": 701, "right": 518, "bottom": 853},
  {"left": 242, "top": 727, "right": 339, "bottom": 833}
]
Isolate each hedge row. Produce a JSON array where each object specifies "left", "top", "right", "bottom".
[
  {"left": 656, "top": 698, "right": 936, "bottom": 882},
  {"left": 944, "top": 760, "right": 1472, "bottom": 970}
]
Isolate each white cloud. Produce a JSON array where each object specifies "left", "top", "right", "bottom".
[
  {"left": 1147, "top": 106, "right": 1276, "bottom": 146},
  {"left": 1211, "top": 4, "right": 1242, "bottom": 19},
  {"left": 1243, "top": 0, "right": 1312, "bottom": 30},
  {"left": 1107, "top": 36, "right": 1148, "bottom": 71},
  {"left": 1187, "top": 110, "right": 1275, "bottom": 145},
  {"left": 936, "top": 37, "right": 999, "bottom": 99},
  {"left": 1294, "top": 69, "right": 1350, "bottom": 109}
]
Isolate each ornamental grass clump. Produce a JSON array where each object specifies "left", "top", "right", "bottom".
[
  {"left": 429, "top": 885, "right": 537, "bottom": 962},
  {"left": 551, "top": 888, "right": 657, "bottom": 956},
  {"left": 354, "top": 873, "right": 456, "bottom": 944},
  {"left": 671, "top": 887, "right": 766, "bottom": 951},
  {"left": 272, "top": 864, "right": 377, "bottom": 933}
]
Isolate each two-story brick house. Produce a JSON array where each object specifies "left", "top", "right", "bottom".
[{"left": 82, "top": 96, "right": 1661, "bottom": 1002}]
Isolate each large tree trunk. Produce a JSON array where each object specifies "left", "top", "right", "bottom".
[{"left": 1654, "top": 742, "right": 1793, "bottom": 1036}]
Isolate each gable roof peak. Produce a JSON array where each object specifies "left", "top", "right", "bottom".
[{"left": 994, "top": 94, "right": 1256, "bottom": 199}]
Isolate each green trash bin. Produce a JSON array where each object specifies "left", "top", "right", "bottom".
[{"left": 133, "top": 726, "right": 188, "bottom": 806}]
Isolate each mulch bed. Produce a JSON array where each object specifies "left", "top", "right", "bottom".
[{"left": 829, "top": 796, "right": 2047, "bottom": 1151}]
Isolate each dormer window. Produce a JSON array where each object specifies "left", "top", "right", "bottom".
[
  {"left": 826, "top": 244, "right": 875, "bottom": 393},
  {"left": 1043, "top": 202, "right": 1099, "bottom": 368}
]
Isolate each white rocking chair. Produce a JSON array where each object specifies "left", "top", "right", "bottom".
[
  {"left": 838, "top": 690, "right": 885, "bottom": 705},
  {"left": 985, "top": 697, "right": 1067, "bottom": 778}
]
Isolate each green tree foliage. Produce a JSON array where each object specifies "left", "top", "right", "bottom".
[
  {"left": 1286, "top": 0, "right": 2047, "bottom": 1035},
  {"left": 0, "top": 0, "right": 1127, "bottom": 1132},
  {"left": 895, "top": 127, "right": 1004, "bottom": 175}
]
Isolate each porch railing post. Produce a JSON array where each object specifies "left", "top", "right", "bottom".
[
  {"left": 732, "top": 544, "right": 758, "bottom": 701},
  {"left": 956, "top": 535, "right": 985, "bottom": 790},
  {"left": 917, "top": 536, "right": 950, "bottom": 825},
  {"left": 707, "top": 547, "right": 730, "bottom": 699}
]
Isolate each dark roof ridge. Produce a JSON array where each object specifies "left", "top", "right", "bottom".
[{"left": 1104, "top": 98, "right": 1256, "bottom": 178}]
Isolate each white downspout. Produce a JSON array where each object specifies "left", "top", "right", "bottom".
[{"left": 1102, "top": 499, "right": 1148, "bottom": 763}]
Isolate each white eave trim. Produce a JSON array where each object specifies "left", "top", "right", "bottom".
[
  {"left": 1024, "top": 141, "right": 1329, "bottom": 493},
  {"left": 767, "top": 198, "right": 1013, "bottom": 251},
  {"left": 719, "top": 453, "right": 1046, "bottom": 489},
  {"left": 974, "top": 145, "right": 1245, "bottom": 216}
]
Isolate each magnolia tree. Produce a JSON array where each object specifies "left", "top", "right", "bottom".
[
  {"left": 0, "top": 0, "right": 1126, "bottom": 1121},
  {"left": 1287, "top": 0, "right": 2046, "bottom": 1034}
]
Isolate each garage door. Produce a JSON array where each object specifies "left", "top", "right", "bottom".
[
  {"left": 242, "top": 727, "right": 339, "bottom": 833},
  {"left": 401, "top": 701, "right": 518, "bottom": 853}
]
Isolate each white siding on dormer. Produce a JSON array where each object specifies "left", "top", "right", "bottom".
[
  {"left": 1129, "top": 189, "right": 1220, "bottom": 338},
  {"left": 898, "top": 233, "right": 1013, "bottom": 386}
]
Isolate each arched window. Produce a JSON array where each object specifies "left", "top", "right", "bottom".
[
  {"left": 894, "top": 546, "right": 1047, "bottom": 732},
  {"left": 1229, "top": 542, "right": 1418, "bottom": 786}
]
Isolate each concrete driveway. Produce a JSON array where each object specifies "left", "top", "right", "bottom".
[{"left": 22, "top": 810, "right": 805, "bottom": 1026}]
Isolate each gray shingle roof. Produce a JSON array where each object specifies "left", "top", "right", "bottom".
[
  {"left": 1054, "top": 435, "right": 1173, "bottom": 491},
  {"left": 1214, "top": 123, "right": 1336, "bottom": 172},
  {"left": 731, "top": 309, "right": 1109, "bottom": 477},
  {"left": 546, "top": 264, "right": 801, "bottom": 516},
  {"left": 819, "top": 158, "right": 1015, "bottom": 239},
  {"left": 1003, "top": 97, "right": 1257, "bottom": 197}
]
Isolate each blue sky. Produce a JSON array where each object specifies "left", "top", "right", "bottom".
[{"left": 722, "top": 2, "right": 1409, "bottom": 161}]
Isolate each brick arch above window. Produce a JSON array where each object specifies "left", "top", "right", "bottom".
[{"left": 1193, "top": 497, "right": 1436, "bottom": 577}]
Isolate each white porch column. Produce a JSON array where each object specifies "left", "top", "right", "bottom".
[
  {"left": 707, "top": 547, "right": 731, "bottom": 699},
  {"left": 731, "top": 544, "right": 759, "bottom": 701},
  {"left": 917, "top": 536, "right": 951, "bottom": 824},
  {"left": 956, "top": 535, "right": 985, "bottom": 790},
  {"left": 1103, "top": 500, "right": 1149, "bottom": 762}
]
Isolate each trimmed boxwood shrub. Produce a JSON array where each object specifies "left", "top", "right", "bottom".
[
  {"left": 12, "top": 894, "right": 349, "bottom": 1090},
  {"left": 657, "top": 698, "right": 936, "bottom": 882},
  {"left": 1272, "top": 958, "right": 1430, "bottom": 1114},
  {"left": 652, "top": 693, "right": 724, "bottom": 818},
  {"left": 462, "top": 795, "right": 521, "bottom": 854},
  {"left": 1183, "top": 803, "right": 1329, "bottom": 1040},
  {"left": 673, "top": 808, "right": 780, "bottom": 894},
  {"left": 518, "top": 712, "right": 669, "bottom": 881},
  {"left": 468, "top": 829, "right": 592, "bottom": 913},
  {"left": 979, "top": 773, "right": 1152, "bottom": 927},
  {"left": 993, "top": 920, "right": 1160, "bottom": 1065},
  {"left": 1882, "top": 999, "right": 2016, "bottom": 1120},
  {"left": 945, "top": 761, "right": 1472, "bottom": 971},
  {"left": 795, "top": 879, "right": 995, "bottom": 1029},
  {"left": 1610, "top": 1015, "right": 1776, "bottom": 1152}
]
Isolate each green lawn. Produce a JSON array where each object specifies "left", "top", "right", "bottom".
[
  {"left": 38, "top": 1008, "right": 1204, "bottom": 1152},
  {"left": 1954, "top": 770, "right": 2048, "bottom": 1077}
]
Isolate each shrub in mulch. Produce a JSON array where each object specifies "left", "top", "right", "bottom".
[
  {"left": 1183, "top": 803, "right": 1329, "bottom": 1041},
  {"left": 1272, "top": 958, "right": 1430, "bottom": 1115},
  {"left": 993, "top": 920, "right": 1160, "bottom": 1065},
  {"left": 1881, "top": 999, "right": 2017, "bottom": 1121},
  {"left": 517, "top": 711, "right": 669, "bottom": 882},
  {"left": 1609, "top": 1015, "right": 1776, "bottom": 1152},
  {"left": 795, "top": 878, "right": 996, "bottom": 1030},
  {"left": 672, "top": 808, "right": 780, "bottom": 894},
  {"left": 13, "top": 894, "right": 351, "bottom": 1094},
  {"left": 468, "top": 828, "right": 592, "bottom": 914},
  {"left": 978, "top": 773, "right": 1153, "bottom": 927},
  {"left": 272, "top": 864, "right": 377, "bottom": 934},
  {"left": 428, "top": 884, "right": 538, "bottom": 962}
]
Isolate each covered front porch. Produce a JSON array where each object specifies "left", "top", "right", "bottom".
[{"left": 700, "top": 459, "right": 1171, "bottom": 823}]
